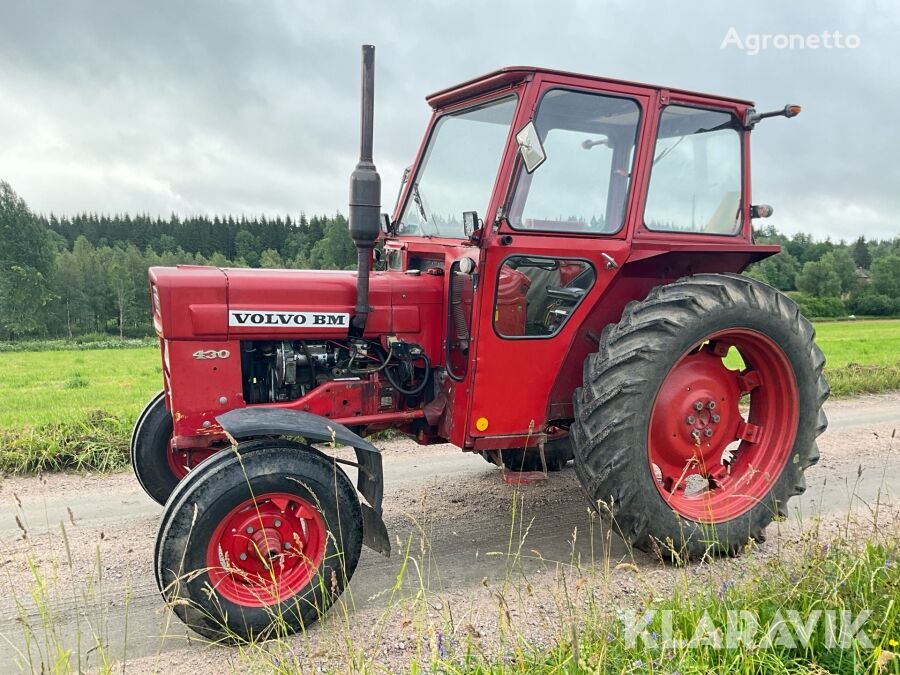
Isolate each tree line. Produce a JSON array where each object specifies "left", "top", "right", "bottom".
[
  {"left": 0, "top": 181, "right": 357, "bottom": 339},
  {"left": 0, "top": 179, "right": 898, "bottom": 340},
  {"left": 746, "top": 224, "right": 900, "bottom": 318}
]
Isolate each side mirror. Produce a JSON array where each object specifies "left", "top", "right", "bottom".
[
  {"left": 372, "top": 246, "right": 386, "bottom": 270},
  {"left": 515, "top": 121, "right": 546, "bottom": 173},
  {"left": 380, "top": 212, "right": 393, "bottom": 236},
  {"left": 462, "top": 211, "right": 479, "bottom": 238}
]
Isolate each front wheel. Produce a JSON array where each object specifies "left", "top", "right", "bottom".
[
  {"left": 155, "top": 441, "right": 363, "bottom": 641},
  {"left": 131, "top": 391, "right": 219, "bottom": 506},
  {"left": 571, "top": 274, "right": 828, "bottom": 559}
]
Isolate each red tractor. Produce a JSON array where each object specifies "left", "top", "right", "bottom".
[{"left": 135, "top": 46, "right": 826, "bottom": 640}]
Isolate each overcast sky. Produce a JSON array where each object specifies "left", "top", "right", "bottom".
[{"left": 0, "top": 0, "right": 897, "bottom": 241}]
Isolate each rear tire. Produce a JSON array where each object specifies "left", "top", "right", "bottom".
[
  {"left": 155, "top": 441, "right": 363, "bottom": 641},
  {"left": 571, "top": 274, "right": 827, "bottom": 559}
]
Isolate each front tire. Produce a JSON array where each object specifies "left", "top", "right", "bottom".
[
  {"left": 155, "top": 441, "right": 363, "bottom": 641},
  {"left": 131, "top": 391, "right": 177, "bottom": 506},
  {"left": 571, "top": 274, "right": 828, "bottom": 559}
]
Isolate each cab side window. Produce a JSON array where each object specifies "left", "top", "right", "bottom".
[{"left": 644, "top": 106, "right": 743, "bottom": 235}]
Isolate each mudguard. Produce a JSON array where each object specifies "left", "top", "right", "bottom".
[{"left": 215, "top": 407, "right": 390, "bottom": 556}]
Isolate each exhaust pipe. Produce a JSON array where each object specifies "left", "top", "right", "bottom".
[{"left": 348, "top": 44, "right": 381, "bottom": 333}]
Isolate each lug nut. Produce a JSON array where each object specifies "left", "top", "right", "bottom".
[
  {"left": 712, "top": 414, "right": 721, "bottom": 423},
  {"left": 694, "top": 401, "right": 704, "bottom": 411},
  {"left": 686, "top": 415, "right": 696, "bottom": 425},
  {"left": 274, "top": 519, "right": 282, "bottom": 527},
  {"left": 708, "top": 401, "right": 717, "bottom": 410},
  {"left": 246, "top": 526, "right": 254, "bottom": 534},
  {"left": 704, "top": 428, "right": 714, "bottom": 438},
  {"left": 239, "top": 552, "right": 247, "bottom": 561}
]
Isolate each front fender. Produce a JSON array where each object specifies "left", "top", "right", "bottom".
[{"left": 216, "top": 407, "right": 390, "bottom": 556}]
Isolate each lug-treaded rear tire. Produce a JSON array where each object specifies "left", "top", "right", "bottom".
[{"left": 571, "top": 273, "right": 828, "bottom": 559}]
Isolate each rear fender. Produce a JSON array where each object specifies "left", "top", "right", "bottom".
[{"left": 215, "top": 407, "right": 390, "bottom": 556}]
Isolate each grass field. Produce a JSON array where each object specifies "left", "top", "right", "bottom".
[
  {"left": 0, "top": 320, "right": 897, "bottom": 473},
  {"left": 0, "top": 347, "right": 161, "bottom": 428}
]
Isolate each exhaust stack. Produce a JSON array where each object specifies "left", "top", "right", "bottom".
[{"left": 348, "top": 44, "right": 381, "bottom": 332}]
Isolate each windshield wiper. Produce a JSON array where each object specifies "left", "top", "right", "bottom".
[
  {"left": 412, "top": 183, "right": 428, "bottom": 223},
  {"left": 411, "top": 183, "right": 439, "bottom": 236}
]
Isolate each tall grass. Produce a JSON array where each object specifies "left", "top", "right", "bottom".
[
  {"left": 0, "top": 412, "right": 131, "bottom": 473},
  {"left": 5, "top": 507, "right": 131, "bottom": 673}
]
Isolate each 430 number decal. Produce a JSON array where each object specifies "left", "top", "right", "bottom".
[{"left": 192, "top": 349, "right": 231, "bottom": 360}]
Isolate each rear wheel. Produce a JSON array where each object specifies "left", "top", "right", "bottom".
[
  {"left": 571, "top": 274, "right": 828, "bottom": 558},
  {"left": 155, "top": 441, "right": 363, "bottom": 641}
]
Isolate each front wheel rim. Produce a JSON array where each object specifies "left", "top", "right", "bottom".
[
  {"left": 647, "top": 328, "right": 799, "bottom": 523},
  {"left": 206, "top": 492, "right": 327, "bottom": 607}
]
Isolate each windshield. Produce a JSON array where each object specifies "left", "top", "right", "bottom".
[{"left": 397, "top": 96, "right": 517, "bottom": 238}]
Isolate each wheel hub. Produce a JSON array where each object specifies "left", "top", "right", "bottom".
[
  {"left": 650, "top": 346, "right": 742, "bottom": 473},
  {"left": 647, "top": 330, "right": 799, "bottom": 522},
  {"left": 207, "top": 492, "right": 326, "bottom": 606}
]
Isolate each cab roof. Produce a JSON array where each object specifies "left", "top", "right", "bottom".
[{"left": 425, "top": 66, "right": 753, "bottom": 110}]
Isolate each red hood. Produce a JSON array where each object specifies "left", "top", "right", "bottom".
[{"left": 149, "top": 266, "right": 443, "bottom": 345}]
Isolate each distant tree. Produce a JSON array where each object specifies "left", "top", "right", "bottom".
[
  {"left": 52, "top": 251, "right": 87, "bottom": 337},
  {"left": 852, "top": 236, "right": 871, "bottom": 269},
  {"left": 234, "top": 230, "right": 261, "bottom": 267},
  {"left": 308, "top": 215, "right": 355, "bottom": 270},
  {"left": 259, "top": 249, "right": 285, "bottom": 269},
  {"left": 870, "top": 255, "right": 900, "bottom": 298},
  {"left": 0, "top": 182, "right": 55, "bottom": 337},
  {"left": 819, "top": 249, "right": 858, "bottom": 294},
  {"left": 745, "top": 251, "right": 800, "bottom": 291},
  {"left": 795, "top": 259, "right": 842, "bottom": 297}
]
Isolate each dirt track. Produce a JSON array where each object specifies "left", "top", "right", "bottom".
[{"left": 0, "top": 394, "right": 898, "bottom": 673}]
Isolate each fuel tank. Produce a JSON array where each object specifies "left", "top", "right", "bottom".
[{"left": 149, "top": 265, "right": 445, "bottom": 358}]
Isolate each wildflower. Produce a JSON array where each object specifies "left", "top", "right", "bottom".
[
  {"left": 821, "top": 543, "right": 829, "bottom": 555},
  {"left": 890, "top": 638, "right": 899, "bottom": 647},
  {"left": 436, "top": 629, "right": 446, "bottom": 658},
  {"left": 631, "top": 659, "right": 643, "bottom": 669}
]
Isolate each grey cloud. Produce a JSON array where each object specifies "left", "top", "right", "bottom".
[{"left": 0, "top": 0, "right": 896, "bottom": 240}]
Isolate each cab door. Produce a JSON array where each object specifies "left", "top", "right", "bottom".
[{"left": 465, "top": 78, "right": 651, "bottom": 449}]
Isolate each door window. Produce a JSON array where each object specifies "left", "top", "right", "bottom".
[
  {"left": 508, "top": 89, "right": 641, "bottom": 234},
  {"left": 494, "top": 256, "right": 595, "bottom": 338}
]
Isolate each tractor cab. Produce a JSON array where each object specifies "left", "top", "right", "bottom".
[{"left": 381, "top": 67, "right": 781, "bottom": 453}]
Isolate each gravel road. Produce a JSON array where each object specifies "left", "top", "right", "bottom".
[{"left": 0, "top": 393, "right": 897, "bottom": 673}]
